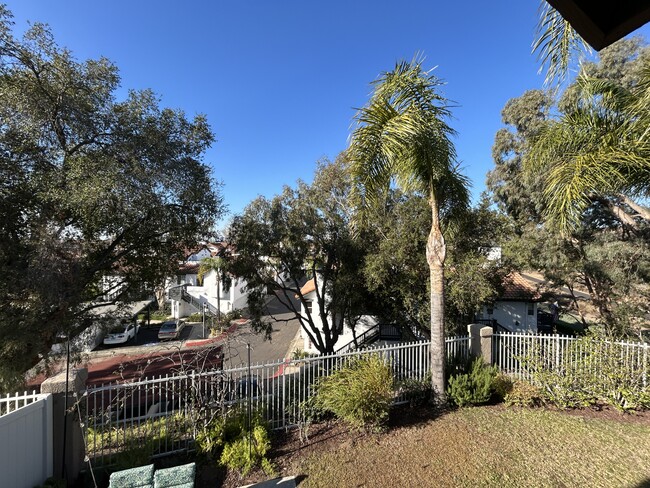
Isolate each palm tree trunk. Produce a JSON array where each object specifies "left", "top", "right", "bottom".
[{"left": 426, "top": 195, "right": 447, "bottom": 404}]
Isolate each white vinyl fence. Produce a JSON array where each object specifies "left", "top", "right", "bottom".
[
  {"left": 83, "top": 338, "right": 470, "bottom": 467},
  {"left": 0, "top": 392, "right": 53, "bottom": 488}
]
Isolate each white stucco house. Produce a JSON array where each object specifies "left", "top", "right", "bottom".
[
  {"left": 475, "top": 272, "right": 542, "bottom": 333},
  {"left": 297, "top": 277, "right": 390, "bottom": 354},
  {"left": 167, "top": 243, "right": 249, "bottom": 319}
]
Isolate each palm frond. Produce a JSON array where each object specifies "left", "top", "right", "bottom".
[{"left": 533, "top": 1, "right": 591, "bottom": 86}]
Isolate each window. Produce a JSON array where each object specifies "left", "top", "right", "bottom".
[
  {"left": 527, "top": 303, "right": 534, "bottom": 316},
  {"left": 305, "top": 300, "right": 313, "bottom": 314}
]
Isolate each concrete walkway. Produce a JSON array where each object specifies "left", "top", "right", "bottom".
[{"left": 239, "top": 476, "right": 297, "bottom": 488}]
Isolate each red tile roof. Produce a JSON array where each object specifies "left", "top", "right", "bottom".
[
  {"left": 299, "top": 278, "right": 316, "bottom": 296},
  {"left": 500, "top": 272, "right": 542, "bottom": 302}
]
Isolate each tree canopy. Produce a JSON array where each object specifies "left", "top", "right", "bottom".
[
  {"left": 489, "top": 37, "right": 650, "bottom": 335},
  {"left": 227, "top": 156, "right": 374, "bottom": 354},
  {"left": 0, "top": 8, "right": 224, "bottom": 388}
]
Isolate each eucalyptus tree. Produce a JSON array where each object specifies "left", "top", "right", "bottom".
[
  {"left": 489, "top": 39, "right": 650, "bottom": 334},
  {"left": 348, "top": 59, "right": 469, "bottom": 402},
  {"left": 0, "top": 9, "right": 223, "bottom": 388}
]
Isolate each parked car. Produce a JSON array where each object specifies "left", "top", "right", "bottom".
[
  {"left": 158, "top": 320, "right": 185, "bottom": 341},
  {"left": 103, "top": 322, "right": 139, "bottom": 346}
]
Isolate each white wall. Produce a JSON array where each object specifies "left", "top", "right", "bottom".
[
  {"left": 299, "top": 291, "right": 376, "bottom": 353},
  {"left": 171, "top": 273, "right": 249, "bottom": 319},
  {"left": 0, "top": 394, "right": 53, "bottom": 488},
  {"left": 480, "top": 301, "right": 537, "bottom": 333}
]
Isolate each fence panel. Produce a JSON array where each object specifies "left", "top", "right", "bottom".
[
  {"left": 0, "top": 393, "right": 53, "bottom": 488},
  {"left": 84, "top": 339, "right": 469, "bottom": 466},
  {"left": 493, "top": 332, "right": 650, "bottom": 389}
]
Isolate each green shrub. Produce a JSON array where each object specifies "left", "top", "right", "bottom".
[
  {"left": 491, "top": 373, "right": 514, "bottom": 402},
  {"left": 215, "top": 309, "right": 244, "bottom": 329},
  {"left": 519, "top": 334, "right": 649, "bottom": 412},
  {"left": 219, "top": 424, "right": 275, "bottom": 477},
  {"left": 398, "top": 375, "right": 432, "bottom": 407},
  {"left": 314, "top": 355, "right": 394, "bottom": 431},
  {"left": 447, "top": 358, "right": 498, "bottom": 407},
  {"left": 196, "top": 407, "right": 274, "bottom": 476},
  {"left": 187, "top": 312, "right": 202, "bottom": 322},
  {"left": 291, "top": 348, "right": 316, "bottom": 360},
  {"left": 504, "top": 381, "right": 544, "bottom": 408},
  {"left": 195, "top": 417, "right": 226, "bottom": 460}
]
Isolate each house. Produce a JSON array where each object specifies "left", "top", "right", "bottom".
[
  {"left": 476, "top": 272, "right": 542, "bottom": 333},
  {"left": 167, "top": 243, "right": 249, "bottom": 319},
  {"left": 297, "top": 277, "right": 397, "bottom": 354}
]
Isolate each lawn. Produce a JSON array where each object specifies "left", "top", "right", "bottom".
[{"left": 253, "top": 406, "right": 650, "bottom": 488}]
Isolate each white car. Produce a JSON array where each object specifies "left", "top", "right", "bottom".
[
  {"left": 103, "top": 322, "right": 139, "bottom": 346},
  {"left": 158, "top": 320, "right": 185, "bottom": 341}
]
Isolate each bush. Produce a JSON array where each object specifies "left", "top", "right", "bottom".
[
  {"left": 291, "top": 348, "right": 317, "bottom": 360},
  {"left": 491, "top": 373, "right": 514, "bottom": 402},
  {"left": 447, "top": 358, "right": 499, "bottom": 407},
  {"left": 398, "top": 375, "right": 432, "bottom": 407},
  {"left": 519, "top": 333, "right": 649, "bottom": 412},
  {"left": 314, "top": 355, "right": 394, "bottom": 431},
  {"left": 220, "top": 424, "right": 275, "bottom": 477},
  {"left": 504, "top": 381, "right": 544, "bottom": 408},
  {"left": 196, "top": 407, "right": 274, "bottom": 476}
]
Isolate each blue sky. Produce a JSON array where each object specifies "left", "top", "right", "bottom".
[{"left": 6, "top": 1, "right": 650, "bottom": 229}]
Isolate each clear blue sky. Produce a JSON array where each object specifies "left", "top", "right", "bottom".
[{"left": 6, "top": 1, "right": 650, "bottom": 229}]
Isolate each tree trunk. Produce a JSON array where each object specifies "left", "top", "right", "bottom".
[{"left": 426, "top": 195, "right": 447, "bottom": 404}]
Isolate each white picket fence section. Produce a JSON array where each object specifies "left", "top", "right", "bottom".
[
  {"left": 493, "top": 332, "right": 650, "bottom": 387},
  {"left": 0, "top": 392, "right": 53, "bottom": 488}
]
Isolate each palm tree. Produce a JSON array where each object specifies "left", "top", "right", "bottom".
[
  {"left": 533, "top": 1, "right": 591, "bottom": 86},
  {"left": 526, "top": 67, "right": 650, "bottom": 232},
  {"left": 198, "top": 256, "right": 230, "bottom": 320},
  {"left": 348, "top": 59, "right": 469, "bottom": 403}
]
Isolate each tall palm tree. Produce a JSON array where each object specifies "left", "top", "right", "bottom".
[
  {"left": 526, "top": 67, "right": 650, "bottom": 232},
  {"left": 348, "top": 59, "right": 469, "bottom": 403}
]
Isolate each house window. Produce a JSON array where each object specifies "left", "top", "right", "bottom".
[
  {"left": 305, "top": 300, "right": 313, "bottom": 314},
  {"left": 486, "top": 306, "right": 494, "bottom": 315},
  {"left": 527, "top": 303, "right": 534, "bottom": 316}
]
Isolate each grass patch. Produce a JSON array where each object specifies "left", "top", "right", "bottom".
[{"left": 295, "top": 407, "right": 650, "bottom": 487}]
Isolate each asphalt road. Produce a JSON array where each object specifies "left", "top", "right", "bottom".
[{"left": 81, "top": 294, "right": 302, "bottom": 385}]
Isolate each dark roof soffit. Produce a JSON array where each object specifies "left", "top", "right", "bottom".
[{"left": 547, "top": 0, "right": 650, "bottom": 50}]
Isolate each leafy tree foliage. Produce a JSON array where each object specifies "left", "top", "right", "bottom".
[
  {"left": 227, "top": 157, "right": 375, "bottom": 354},
  {"left": 489, "top": 37, "right": 650, "bottom": 334},
  {"left": 528, "top": 38, "right": 650, "bottom": 233},
  {"left": 362, "top": 192, "right": 511, "bottom": 336},
  {"left": 0, "top": 9, "right": 223, "bottom": 388}
]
